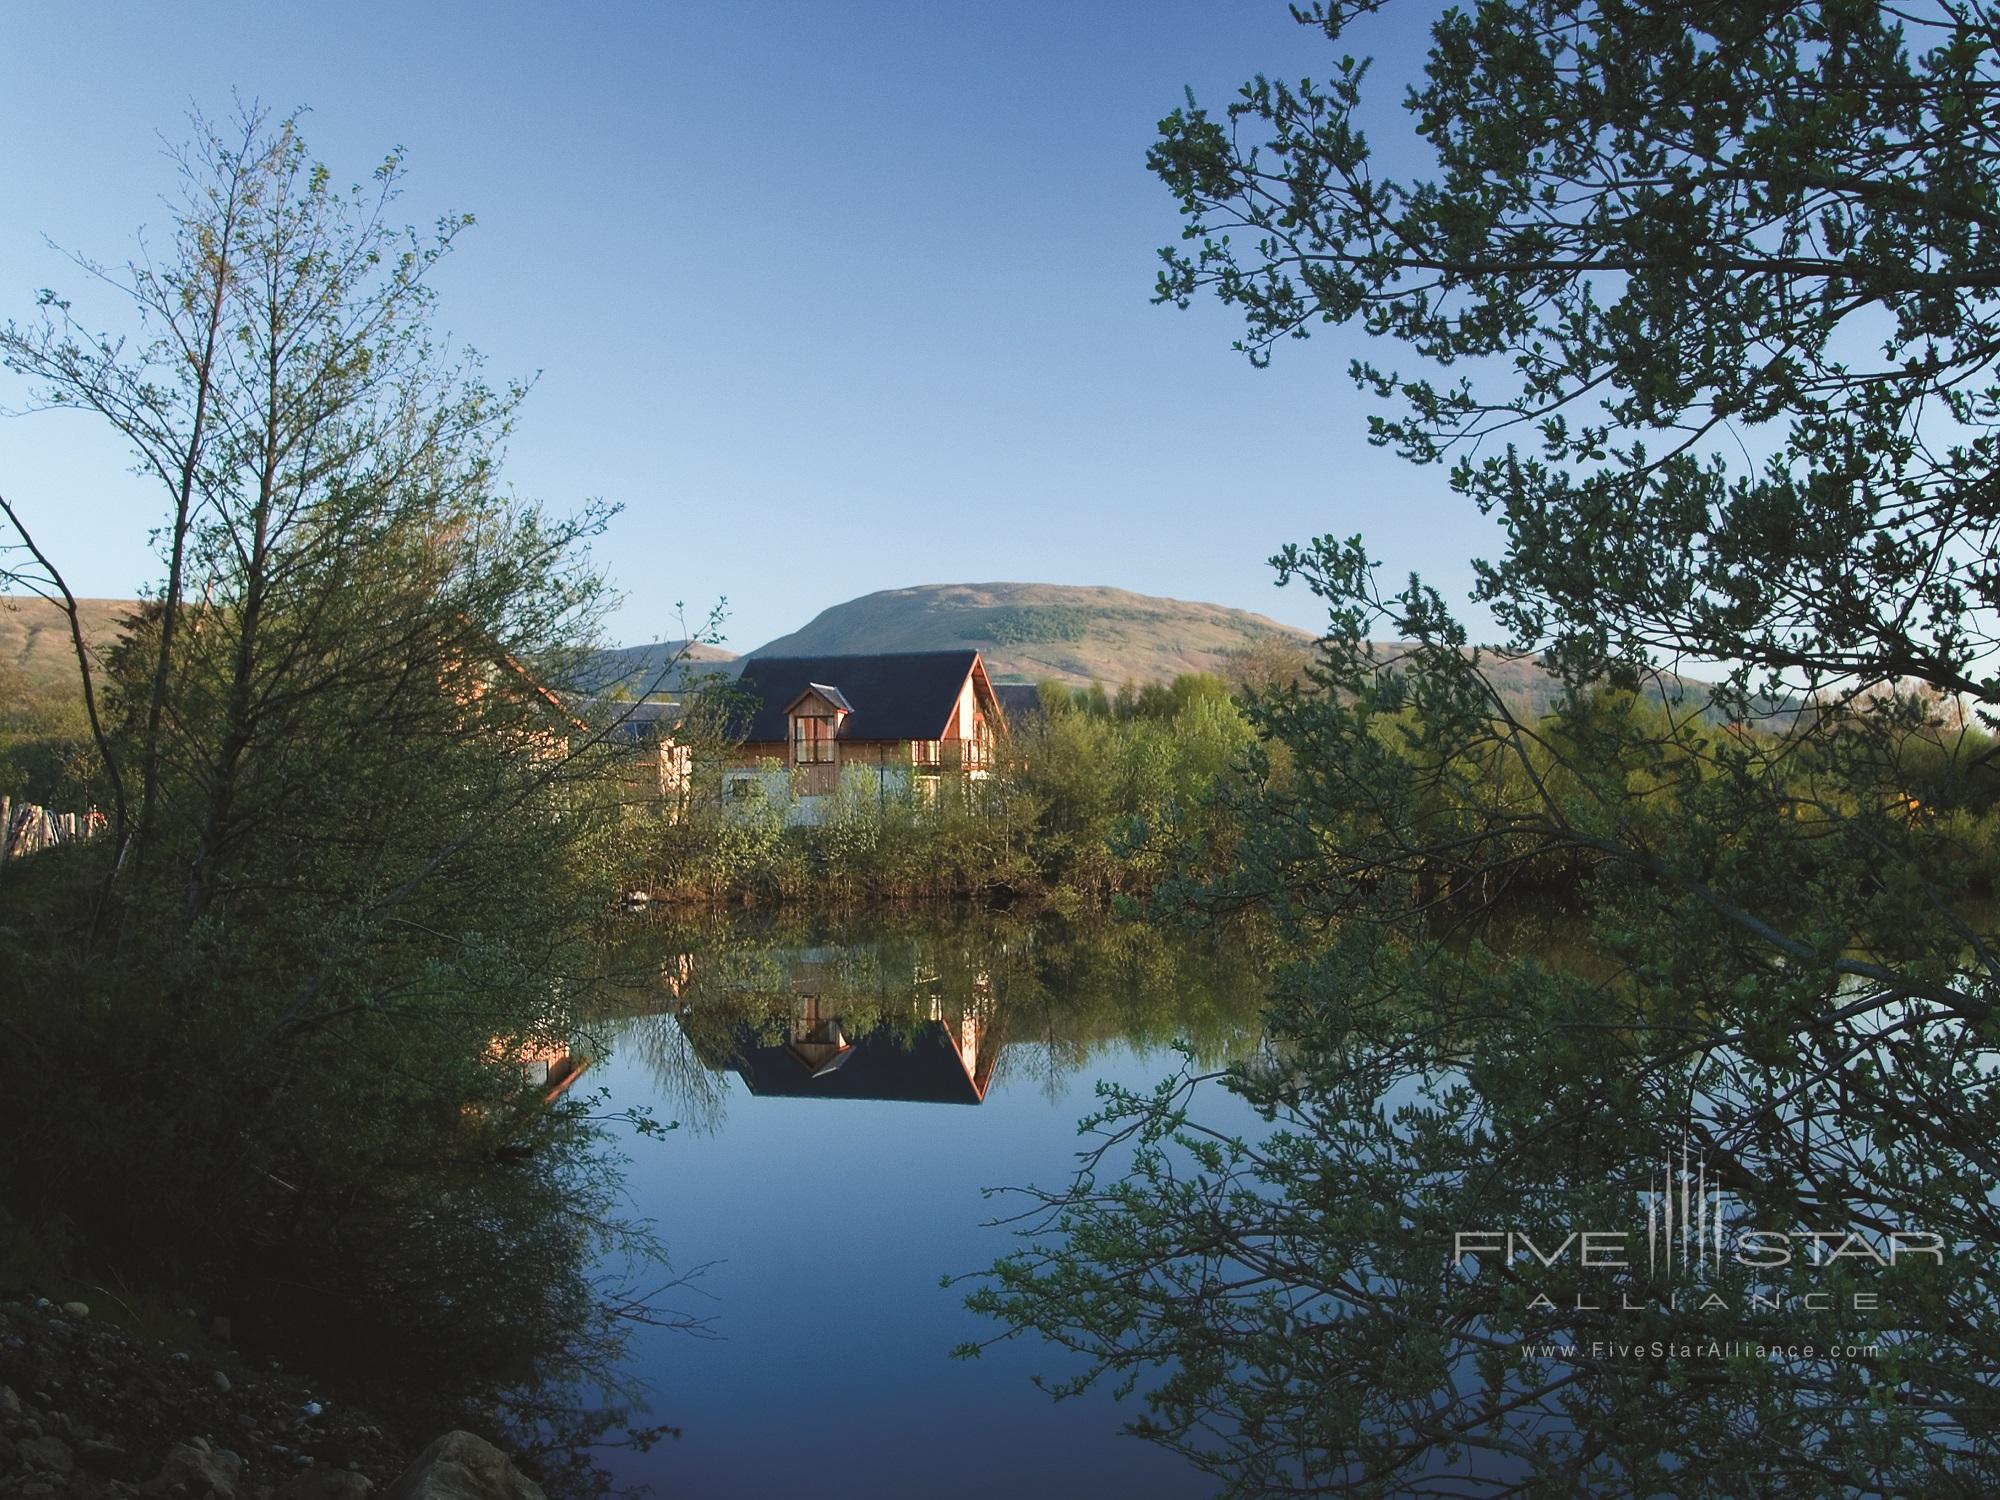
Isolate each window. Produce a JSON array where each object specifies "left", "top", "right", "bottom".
[
  {"left": 793, "top": 714, "right": 835, "bottom": 764},
  {"left": 912, "top": 739, "right": 941, "bottom": 768}
]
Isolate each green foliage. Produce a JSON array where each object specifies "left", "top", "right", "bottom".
[
  {"left": 1152, "top": 0, "right": 2000, "bottom": 712},
  {"left": 0, "top": 653, "right": 101, "bottom": 806},
  {"left": 982, "top": 605, "right": 1089, "bottom": 645}
]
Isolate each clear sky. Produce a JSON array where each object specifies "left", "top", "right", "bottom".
[{"left": 0, "top": 1, "right": 1489, "bottom": 653}]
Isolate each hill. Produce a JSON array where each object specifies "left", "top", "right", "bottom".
[
  {"left": 0, "top": 596, "right": 133, "bottom": 702},
  {"left": 571, "top": 638, "right": 739, "bottom": 697},
  {"left": 746, "top": 583, "right": 1309, "bottom": 687}
]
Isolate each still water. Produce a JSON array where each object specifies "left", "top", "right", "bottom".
[{"left": 586, "top": 911, "right": 1270, "bottom": 1497}]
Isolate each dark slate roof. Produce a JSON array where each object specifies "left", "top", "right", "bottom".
[
  {"left": 733, "top": 651, "right": 980, "bottom": 743},
  {"left": 993, "top": 683, "right": 1044, "bottom": 730},
  {"left": 725, "top": 1019, "right": 986, "bottom": 1105}
]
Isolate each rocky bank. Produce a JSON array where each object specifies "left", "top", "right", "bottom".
[{"left": 0, "top": 1297, "right": 546, "bottom": 1500}]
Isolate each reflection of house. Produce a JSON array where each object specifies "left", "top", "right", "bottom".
[
  {"left": 480, "top": 1034, "right": 592, "bottom": 1119},
  {"left": 517, "top": 1037, "right": 592, "bottom": 1101},
  {"left": 725, "top": 1009, "right": 998, "bottom": 1105},
  {"left": 720, "top": 650, "right": 1007, "bottom": 812},
  {"left": 679, "top": 947, "right": 1003, "bottom": 1105}
]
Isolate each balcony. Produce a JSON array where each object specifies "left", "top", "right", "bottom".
[{"left": 791, "top": 762, "right": 839, "bottom": 797}]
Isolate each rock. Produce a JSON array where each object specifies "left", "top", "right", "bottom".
[
  {"left": 62, "top": 1300, "right": 91, "bottom": 1319},
  {"left": 211, "top": 1370, "right": 232, "bottom": 1394},
  {"left": 20, "top": 1432, "right": 76, "bottom": 1473},
  {"left": 382, "top": 1432, "right": 544, "bottom": 1500},
  {"left": 0, "top": 1383, "right": 20, "bottom": 1416},
  {"left": 151, "top": 1442, "right": 244, "bottom": 1499},
  {"left": 277, "top": 1474, "right": 372, "bottom": 1500},
  {"left": 81, "top": 1437, "right": 134, "bottom": 1474}
]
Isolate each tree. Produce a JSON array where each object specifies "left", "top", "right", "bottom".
[
  {"left": 1152, "top": 0, "right": 2000, "bottom": 709},
  {"left": 0, "top": 107, "right": 675, "bottom": 1477},
  {"left": 966, "top": 6, "right": 2000, "bottom": 1493}
]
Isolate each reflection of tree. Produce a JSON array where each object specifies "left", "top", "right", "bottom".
[
  {"left": 244, "top": 1107, "right": 709, "bottom": 1500},
  {"left": 616, "top": 1011, "right": 734, "bottom": 1136},
  {"left": 962, "top": 926, "right": 2000, "bottom": 1497}
]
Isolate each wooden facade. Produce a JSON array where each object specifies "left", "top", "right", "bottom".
[{"left": 722, "top": 650, "right": 1008, "bottom": 800}]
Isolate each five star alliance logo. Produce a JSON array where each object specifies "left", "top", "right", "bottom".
[
  {"left": 1451, "top": 1139, "right": 1944, "bottom": 1283},
  {"left": 1646, "top": 1139, "right": 1725, "bottom": 1276}
]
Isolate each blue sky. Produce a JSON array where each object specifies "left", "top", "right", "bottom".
[{"left": 0, "top": 1, "right": 1487, "bottom": 653}]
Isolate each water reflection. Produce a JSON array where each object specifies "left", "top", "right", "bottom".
[
  {"left": 582, "top": 910, "right": 1273, "bottom": 1498},
  {"left": 598, "top": 911, "right": 1270, "bottom": 1129},
  {"left": 962, "top": 914, "right": 2000, "bottom": 1496}
]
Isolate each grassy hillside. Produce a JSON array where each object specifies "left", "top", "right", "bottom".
[
  {"left": 746, "top": 583, "right": 1311, "bottom": 687},
  {"left": 0, "top": 596, "right": 133, "bottom": 700}
]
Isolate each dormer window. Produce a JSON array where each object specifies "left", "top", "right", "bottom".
[
  {"left": 786, "top": 682, "right": 851, "bottom": 765},
  {"left": 793, "top": 714, "right": 835, "bottom": 764}
]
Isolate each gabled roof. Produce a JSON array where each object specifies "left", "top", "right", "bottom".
[
  {"left": 791, "top": 682, "right": 854, "bottom": 714},
  {"left": 733, "top": 650, "right": 985, "bottom": 743}
]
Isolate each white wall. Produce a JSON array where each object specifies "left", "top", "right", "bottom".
[{"left": 720, "top": 763, "right": 915, "bottom": 827}]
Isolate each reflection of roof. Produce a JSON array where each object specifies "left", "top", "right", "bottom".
[
  {"left": 727, "top": 1018, "right": 989, "bottom": 1105},
  {"left": 732, "top": 652, "right": 982, "bottom": 744}
]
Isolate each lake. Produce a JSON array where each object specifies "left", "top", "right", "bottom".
[{"left": 583, "top": 910, "right": 1272, "bottom": 1497}]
